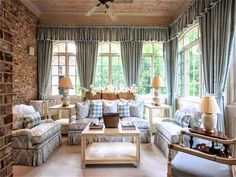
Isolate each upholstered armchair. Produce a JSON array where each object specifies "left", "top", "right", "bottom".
[{"left": 167, "top": 130, "right": 236, "bottom": 177}]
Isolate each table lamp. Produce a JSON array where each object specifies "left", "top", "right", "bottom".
[
  {"left": 199, "top": 96, "right": 221, "bottom": 132},
  {"left": 151, "top": 76, "right": 164, "bottom": 106},
  {"left": 58, "top": 76, "right": 73, "bottom": 107}
]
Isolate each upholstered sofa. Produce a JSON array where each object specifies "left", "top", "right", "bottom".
[
  {"left": 154, "top": 105, "right": 202, "bottom": 157},
  {"left": 12, "top": 104, "right": 61, "bottom": 166},
  {"left": 68, "top": 92, "right": 151, "bottom": 145}
]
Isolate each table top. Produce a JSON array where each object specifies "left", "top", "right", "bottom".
[
  {"left": 189, "top": 127, "right": 227, "bottom": 140},
  {"left": 49, "top": 104, "right": 75, "bottom": 109},
  {"left": 144, "top": 103, "right": 172, "bottom": 109},
  {"left": 82, "top": 123, "right": 140, "bottom": 136}
]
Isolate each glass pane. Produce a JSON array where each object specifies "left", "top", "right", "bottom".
[
  {"left": 98, "top": 43, "right": 109, "bottom": 53},
  {"left": 154, "top": 43, "right": 163, "bottom": 56},
  {"left": 52, "top": 76, "right": 59, "bottom": 85},
  {"left": 58, "top": 43, "right": 66, "bottom": 53},
  {"left": 52, "top": 56, "right": 59, "bottom": 65},
  {"left": 67, "top": 42, "right": 76, "bottom": 53},
  {"left": 52, "top": 86, "right": 59, "bottom": 95},
  {"left": 53, "top": 45, "right": 59, "bottom": 53},
  {"left": 69, "top": 88, "right": 75, "bottom": 95},
  {"left": 52, "top": 66, "right": 58, "bottom": 75},
  {"left": 69, "top": 56, "right": 76, "bottom": 65},
  {"left": 59, "top": 66, "right": 65, "bottom": 75},
  {"left": 69, "top": 66, "right": 76, "bottom": 75},
  {"left": 178, "top": 38, "right": 184, "bottom": 51},
  {"left": 69, "top": 76, "right": 76, "bottom": 85},
  {"left": 184, "top": 27, "right": 199, "bottom": 46},
  {"left": 143, "top": 43, "right": 153, "bottom": 53},
  {"left": 111, "top": 43, "right": 120, "bottom": 53},
  {"left": 101, "top": 56, "right": 109, "bottom": 65},
  {"left": 59, "top": 56, "right": 66, "bottom": 65},
  {"left": 111, "top": 56, "right": 124, "bottom": 88}
]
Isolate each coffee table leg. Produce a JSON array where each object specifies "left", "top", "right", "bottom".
[
  {"left": 81, "top": 135, "right": 85, "bottom": 168},
  {"left": 136, "top": 135, "right": 141, "bottom": 168}
]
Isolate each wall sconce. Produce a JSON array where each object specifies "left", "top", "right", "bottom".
[{"left": 28, "top": 47, "right": 35, "bottom": 56}]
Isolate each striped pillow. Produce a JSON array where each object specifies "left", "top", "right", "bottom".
[
  {"left": 118, "top": 100, "right": 130, "bottom": 117},
  {"left": 24, "top": 112, "right": 41, "bottom": 129},
  {"left": 89, "top": 100, "right": 103, "bottom": 118},
  {"left": 174, "top": 110, "right": 191, "bottom": 127}
]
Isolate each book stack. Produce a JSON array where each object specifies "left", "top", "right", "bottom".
[
  {"left": 121, "top": 122, "right": 136, "bottom": 130},
  {"left": 89, "top": 121, "right": 104, "bottom": 129}
]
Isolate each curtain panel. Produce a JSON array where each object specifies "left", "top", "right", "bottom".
[
  {"left": 37, "top": 40, "right": 53, "bottom": 99},
  {"left": 37, "top": 26, "right": 169, "bottom": 42},
  {"left": 120, "top": 41, "right": 143, "bottom": 87},
  {"left": 163, "top": 38, "right": 178, "bottom": 109},
  {"left": 170, "top": 0, "right": 224, "bottom": 39},
  {"left": 200, "top": 0, "right": 235, "bottom": 132},
  {"left": 75, "top": 41, "right": 98, "bottom": 89}
]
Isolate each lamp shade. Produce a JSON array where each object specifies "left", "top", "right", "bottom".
[
  {"left": 199, "top": 96, "right": 221, "bottom": 114},
  {"left": 58, "top": 76, "right": 73, "bottom": 89},
  {"left": 151, "top": 76, "right": 164, "bottom": 88}
]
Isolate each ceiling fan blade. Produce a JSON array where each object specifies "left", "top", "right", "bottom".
[
  {"left": 105, "top": 6, "right": 117, "bottom": 21},
  {"left": 85, "top": 3, "right": 101, "bottom": 17}
]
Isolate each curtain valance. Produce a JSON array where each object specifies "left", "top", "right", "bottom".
[
  {"left": 170, "top": 0, "right": 223, "bottom": 39},
  {"left": 36, "top": 26, "right": 169, "bottom": 42}
]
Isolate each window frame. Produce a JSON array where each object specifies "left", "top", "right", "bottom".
[
  {"left": 177, "top": 24, "right": 202, "bottom": 99},
  {"left": 50, "top": 41, "right": 78, "bottom": 96},
  {"left": 95, "top": 41, "right": 124, "bottom": 87}
]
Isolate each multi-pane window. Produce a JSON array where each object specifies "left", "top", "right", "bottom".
[
  {"left": 95, "top": 42, "right": 124, "bottom": 88},
  {"left": 178, "top": 25, "right": 201, "bottom": 97},
  {"left": 51, "top": 41, "right": 80, "bottom": 95},
  {"left": 138, "top": 42, "right": 165, "bottom": 95}
]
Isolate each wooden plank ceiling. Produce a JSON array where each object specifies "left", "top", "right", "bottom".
[{"left": 20, "top": 0, "right": 192, "bottom": 26}]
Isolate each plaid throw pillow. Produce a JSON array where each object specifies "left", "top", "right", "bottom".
[
  {"left": 75, "top": 101, "right": 89, "bottom": 119},
  {"left": 24, "top": 112, "right": 41, "bottom": 129},
  {"left": 174, "top": 110, "right": 191, "bottom": 127},
  {"left": 118, "top": 100, "right": 130, "bottom": 117},
  {"left": 89, "top": 100, "right": 103, "bottom": 118}
]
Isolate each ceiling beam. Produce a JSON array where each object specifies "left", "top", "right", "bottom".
[{"left": 20, "top": 0, "right": 41, "bottom": 18}]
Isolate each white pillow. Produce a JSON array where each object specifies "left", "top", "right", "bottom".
[
  {"left": 103, "top": 100, "right": 118, "bottom": 114},
  {"left": 130, "top": 101, "right": 144, "bottom": 118},
  {"left": 75, "top": 101, "right": 89, "bottom": 119}
]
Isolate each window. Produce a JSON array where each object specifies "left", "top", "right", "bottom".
[
  {"left": 138, "top": 42, "right": 166, "bottom": 95},
  {"left": 51, "top": 41, "right": 80, "bottom": 95},
  {"left": 178, "top": 25, "right": 201, "bottom": 97},
  {"left": 95, "top": 42, "right": 124, "bottom": 88}
]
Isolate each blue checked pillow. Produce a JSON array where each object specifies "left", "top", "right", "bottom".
[
  {"left": 23, "top": 111, "right": 41, "bottom": 129},
  {"left": 174, "top": 110, "right": 191, "bottom": 127},
  {"left": 89, "top": 100, "right": 103, "bottom": 118},
  {"left": 118, "top": 100, "right": 130, "bottom": 117}
]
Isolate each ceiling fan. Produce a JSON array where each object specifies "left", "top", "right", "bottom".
[{"left": 85, "top": 0, "right": 118, "bottom": 21}]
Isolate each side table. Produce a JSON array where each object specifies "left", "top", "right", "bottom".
[{"left": 144, "top": 103, "right": 172, "bottom": 134}]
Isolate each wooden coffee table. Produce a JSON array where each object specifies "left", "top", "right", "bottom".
[{"left": 81, "top": 123, "right": 141, "bottom": 168}]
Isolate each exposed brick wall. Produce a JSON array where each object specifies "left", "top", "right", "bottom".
[{"left": 3, "top": 0, "right": 39, "bottom": 104}]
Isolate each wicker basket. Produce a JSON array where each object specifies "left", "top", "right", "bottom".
[{"left": 103, "top": 113, "right": 120, "bottom": 128}]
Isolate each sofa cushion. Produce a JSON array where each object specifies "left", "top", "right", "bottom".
[
  {"left": 156, "top": 121, "right": 183, "bottom": 144},
  {"left": 121, "top": 117, "right": 149, "bottom": 129},
  {"left": 130, "top": 101, "right": 144, "bottom": 118},
  {"left": 89, "top": 100, "right": 103, "bottom": 118},
  {"left": 12, "top": 104, "right": 36, "bottom": 130},
  {"left": 118, "top": 100, "right": 130, "bottom": 117},
  {"left": 30, "top": 122, "right": 61, "bottom": 145},
  {"left": 174, "top": 110, "right": 191, "bottom": 127},
  {"left": 24, "top": 112, "right": 41, "bottom": 129},
  {"left": 69, "top": 118, "right": 92, "bottom": 131},
  {"left": 172, "top": 152, "right": 232, "bottom": 177},
  {"left": 103, "top": 100, "right": 118, "bottom": 114},
  {"left": 75, "top": 101, "right": 89, "bottom": 119}
]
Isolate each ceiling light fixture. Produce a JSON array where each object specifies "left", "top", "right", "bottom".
[{"left": 85, "top": 0, "right": 117, "bottom": 21}]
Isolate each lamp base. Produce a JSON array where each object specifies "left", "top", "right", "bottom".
[
  {"left": 153, "top": 88, "right": 161, "bottom": 106},
  {"left": 61, "top": 89, "right": 70, "bottom": 107},
  {"left": 202, "top": 113, "right": 217, "bottom": 132}
]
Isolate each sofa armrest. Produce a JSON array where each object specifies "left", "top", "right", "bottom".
[
  {"left": 12, "top": 129, "right": 32, "bottom": 149},
  {"left": 40, "top": 119, "right": 54, "bottom": 124}
]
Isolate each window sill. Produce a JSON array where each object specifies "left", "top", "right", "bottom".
[{"left": 177, "top": 96, "right": 201, "bottom": 103}]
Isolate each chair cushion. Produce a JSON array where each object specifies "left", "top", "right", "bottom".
[
  {"left": 172, "top": 152, "right": 233, "bottom": 177},
  {"left": 75, "top": 101, "right": 89, "bottom": 119},
  {"left": 30, "top": 122, "right": 61, "bottom": 145},
  {"left": 121, "top": 117, "right": 149, "bottom": 129},
  {"left": 89, "top": 100, "right": 103, "bottom": 118},
  {"left": 24, "top": 112, "right": 41, "bottom": 129},
  {"left": 69, "top": 118, "right": 92, "bottom": 131},
  {"left": 130, "top": 101, "right": 144, "bottom": 118},
  {"left": 118, "top": 100, "right": 130, "bottom": 117},
  {"left": 156, "top": 121, "right": 182, "bottom": 143}
]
